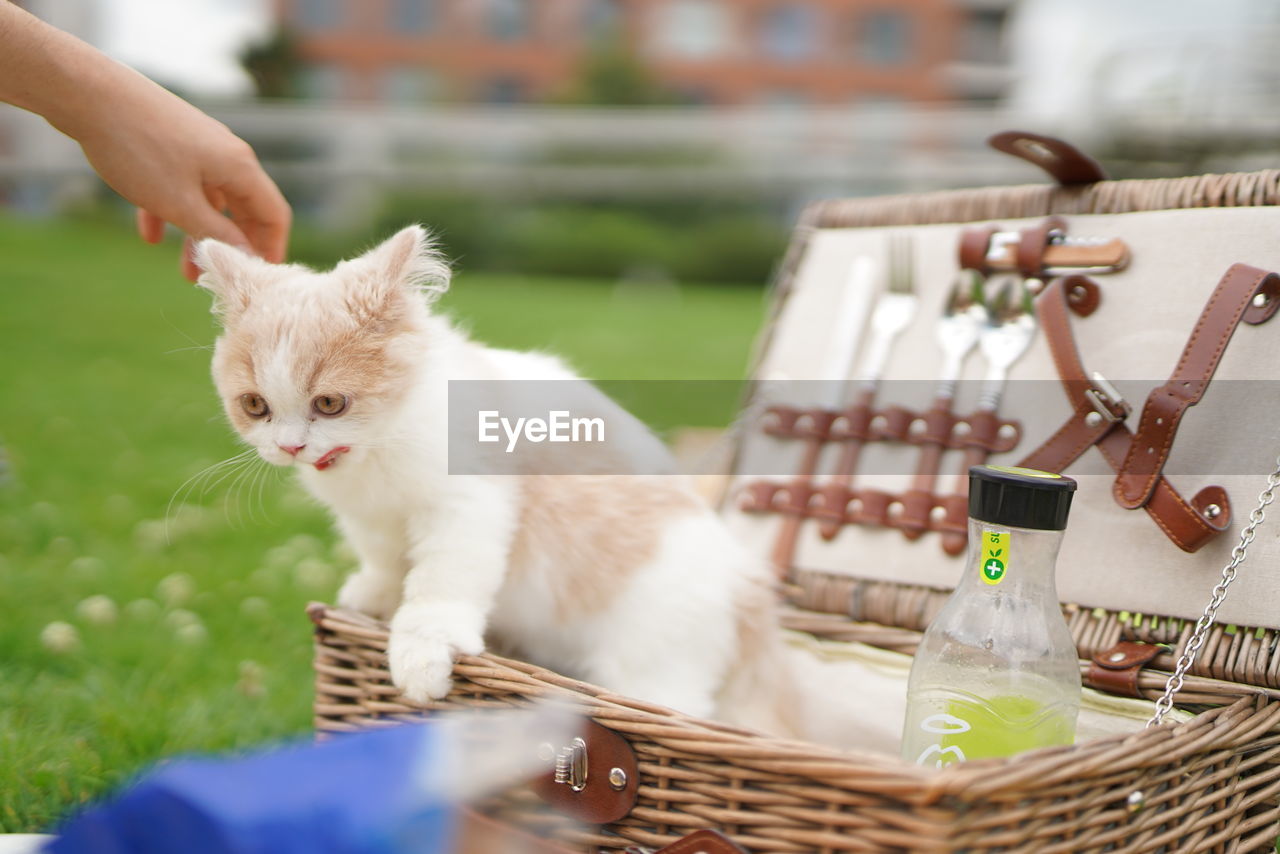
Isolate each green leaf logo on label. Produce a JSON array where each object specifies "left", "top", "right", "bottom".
[{"left": 979, "top": 531, "right": 1010, "bottom": 586}]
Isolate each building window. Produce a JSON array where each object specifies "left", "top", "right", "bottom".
[
  {"left": 586, "top": 0, "right": 622, "bottom": 41},
  {"left": 390, "top": 0, "right": 433, "bottom": 33},
  {"left": 488, "top": 0, "right": 530, "bottom": 41},
  {"left": 961, "top": 9, "right": 1007, "bottom": 64},
  {"left": 761, "top": 4, "right": 819, "bottom": 62},
  {"left": 299, "top": 63, "right": 345, "bottom": 100},
  {"left": 483, "top": 75, "right": 527, "bottom": 104},
  {"left": 857, "top": 10, "right": 912, "bottom": 66},
  {"left": 380, "top": 66, "right": 439, "bottom": 103},
  {"left": 653, "top": 0, "right": 732, "bottom": 59},
  {"left": 294, "top": 0, "right": 341, "bottom": 30}
]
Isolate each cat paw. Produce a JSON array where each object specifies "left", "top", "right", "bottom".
[
  {"left": 387, "top": 602, "right": 485, "bottom": 703},
  {"left": 337, "top": 570, "right": 401, "bottom": 621}
]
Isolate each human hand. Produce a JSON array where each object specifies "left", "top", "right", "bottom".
[
  {"left": 78, "top": 93, "right": 291, "bottom": 281},
  {"left": 0, "top": 2, "right": 291, "bottom": 279}
]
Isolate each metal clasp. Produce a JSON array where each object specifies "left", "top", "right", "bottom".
[
  {"left": 554, "top": 737, "right": 588, "bottom": 792},
  {"left": 1084, "top": 371, "right": 1130, "bottom": 424}
]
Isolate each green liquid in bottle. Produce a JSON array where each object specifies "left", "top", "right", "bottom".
[{"left": 909, "top": 693, "right": 1075, "bottom": 768}]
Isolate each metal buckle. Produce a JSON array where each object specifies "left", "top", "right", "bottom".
[{"left": 1083, "top": 371, "right": 1130, "bottom": 423}]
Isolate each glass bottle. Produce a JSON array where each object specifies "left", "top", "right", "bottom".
[{"left": 901, "top": 465, "right": 1081, "bottom": 768}]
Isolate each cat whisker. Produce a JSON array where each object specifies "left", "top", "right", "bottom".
[{"left": 166, "top": 449, "right": 258, "bottom": 541}]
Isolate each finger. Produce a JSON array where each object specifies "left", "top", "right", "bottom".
[
  {"left": 181, "top": 236, "right": 200, "bottom": 283},
  {"left": 172, "top": 194, "right": 253, "bottom": 254},
  {"left": 220, "top": 168, "right": 291, "bottom": 263},
  {"left": 136, "top": 208, "right": 166, "bottom": 244}
]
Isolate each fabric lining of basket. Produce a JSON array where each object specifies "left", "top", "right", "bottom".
[{"left": 310, "top": 604, "right": 1280, "bottom": 854}]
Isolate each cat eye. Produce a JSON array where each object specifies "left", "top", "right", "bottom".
[
  {"left": 240, "top": 393, "right": 269, "bottom": 418},
  {"left": 312, "top": 394, "right": 349, "bottom": 417}
]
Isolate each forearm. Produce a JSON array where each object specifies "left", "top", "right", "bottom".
[{"left": 0, "top": 1, "right": 172, "bottom": 142}]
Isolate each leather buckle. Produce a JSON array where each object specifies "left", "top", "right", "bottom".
[{"left": 1084, "top": 371, "right": 1130, "bottom": 423}]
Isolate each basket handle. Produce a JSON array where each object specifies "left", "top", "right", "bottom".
[{"left": 988, "top": 130, "right": 1109, "bottom": 186}]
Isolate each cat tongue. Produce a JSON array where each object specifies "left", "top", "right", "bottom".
[{"left": 313, "top": 447, "right": 350, "bottom": 471}]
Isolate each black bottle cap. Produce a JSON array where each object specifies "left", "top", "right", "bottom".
[{"left": 968, "top": 465, "right": 1077, "bottom": 531}]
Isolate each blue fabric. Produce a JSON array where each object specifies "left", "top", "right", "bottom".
[{"left": 48, "top": 725, "right": 452, "bottom": 854}]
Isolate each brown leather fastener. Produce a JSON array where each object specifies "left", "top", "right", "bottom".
[
  {"left": 957, "top": 410, "right": 1022, "bottom": 454},
  {"left": 869, "top": 404, "right": 915, "bottom": 442},
  {"left": 531, "top": 719, "right": 639, "bottom": 825},
  {"left": 1084, "top": 641, "right": 1162, "bottom": 699},
  {"left": 1018, "top": 276, "right": 1229, "bottom": 552},
  {"left": 1115, "top": 264, "right": 1280, "bottom": 509},
  {"left": 628, "top": 830, "right": 749, "bottom": 854},
  {"left": 959, "top": 224, "right": 1000, "bottom": 274},
  {"left": 987, "top": 130, "right": 1109, "bottom": 186},
  {"left": 1015, "top": 215, "right": 1066, "bottom": 278}
]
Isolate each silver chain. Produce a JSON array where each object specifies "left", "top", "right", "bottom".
[{"left": 1147, "top": 455, "right": 1280, "bottom": 726}]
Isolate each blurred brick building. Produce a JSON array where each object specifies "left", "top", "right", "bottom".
[{"left": 277, "top": 0, "right": 1013, "bottom": 106}]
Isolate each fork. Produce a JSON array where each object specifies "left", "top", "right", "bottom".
[
  {"left": 813, "top": 233, "right": 918, "bottom": 541},
  {"left": 939, "top": 273, "right": 1038, "bottom": 554},
  {"left": 899, "top": 270, "right": 987, "bottom": 539}
]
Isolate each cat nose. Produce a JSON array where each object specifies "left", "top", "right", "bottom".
[{"left": 278, "top": 444, "right": 305, "bottom": 456}]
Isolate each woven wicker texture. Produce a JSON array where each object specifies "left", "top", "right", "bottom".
[
  {"left": 804, "top": 171, "right": 1280, "bottom": 230},
  {"left": 311, "top": 604, "right": 1280, "bottom": 853}
]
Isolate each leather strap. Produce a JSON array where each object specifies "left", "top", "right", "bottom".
[
  {"left": 988, "top": 130, "right": 1109, "bottom": 186},
  {"left": 899, "top": 397, "right": 954, "bottom": 539},
  {"left": 631, "top": 830, "right": 750, "bottom": 854},
  {"left": 531, "top": 718, "right": 639, "bottom": 825},
  {"left": 1015, "top": 215, "right": 1066, "bottom": 278},
  {"left": 959, "top": 224, "right": 1000, "bottom": 273},
  {"left": 1115, "top": 264, "right": 1280, "bottom": 508},
  {"left": 1084, "top": 641, "right": 1162, "bottom": 699},
  {"left": 1018, "top": 276, "right": 1230, "bottom": 552}
]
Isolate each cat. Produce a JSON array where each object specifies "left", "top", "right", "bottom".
[{"left": 195, "top": 225, "right": 799, "bottom": 737}]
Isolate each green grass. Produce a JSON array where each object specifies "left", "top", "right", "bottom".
[{"left": 0, "top": 215, "right": 764, "bottom": 832}]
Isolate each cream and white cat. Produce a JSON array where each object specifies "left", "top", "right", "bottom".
[{"left": 195, "top": 226, "right": 798, "bottom": 736}]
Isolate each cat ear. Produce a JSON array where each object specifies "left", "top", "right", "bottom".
[
  {"left": 193, "top": 239, "right": 271, "bottom": 323},
  {"left": 354, "top": 225, "right": 451, "bottom": 304}
]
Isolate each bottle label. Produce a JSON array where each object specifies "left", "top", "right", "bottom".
[{"left": 979, "top": 530, "right": 1009, "bottom": 586}]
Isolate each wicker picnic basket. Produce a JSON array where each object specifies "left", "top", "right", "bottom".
[{"left": 310, "top": 133, "right": 1280, "bottom": 853}]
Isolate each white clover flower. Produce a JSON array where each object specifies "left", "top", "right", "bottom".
[
  {"left": 248, "top": 567, "right": 280, "bottom": 590},
  {"left": 47, "top": 536, "right": 75, "bottom": 558},
  {"left": 164, "top": 608, "right": 201, "bottom": 630},
  {"left": 31, "top": 501, "right": 60, "bottom": 522},
  {"left": 40, "top": 621, "right": 80, "bottom": 653},
  {"left": 330, "top": 539, "right": 356, "bottom": 564},
  {"left": 157, "top": 572, "right": 195, "bottom": 606},
  {"left": 293, "top": 558, "right": 335, "bottom": 591},
  {"left": 75, "top": 595, "right": 118, "bottom": 625},
  {"left": 264, "top": 546, "right": 295, "bottom": 568},
  {"left": 104, "top": 494, "right": 135, "bottom": 519},
  {"left": 286, "top": 534, "right": 323, "bottom": 556},
  {"left": 175, "top": 623, "right": 208, "bottom": 645},
  {"left": 69, "top": 556, "right": 105, "bottom": 578},
  {"left": 237, "top": 660, "right": 266, "bottom": 698},
  {"left": 125, "top": 598, "right": 161, "bottom": 621},
  {"left": 133, "top": 520, "right": 168, "bottom": 552},
  {"left": 239, "top": 597, "right": 270, "bottom": 618}
]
